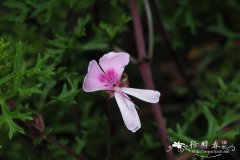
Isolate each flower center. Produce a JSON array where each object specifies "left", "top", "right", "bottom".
[{"left": 99, "top": 69, "right": 120, "bottom": 89}]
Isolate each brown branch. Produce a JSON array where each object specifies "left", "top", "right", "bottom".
[
  {"left": 46, "top": 136, "right": 86, "bottom": 160},
  {"left": 24, "top": 117, "right": 86, "bottom": 160},
  {"left": 129, "top": 0, "right": 175, "bottom": 159},
  {"left": 7, "top": 100, "right": 86, "bottom": 160}
]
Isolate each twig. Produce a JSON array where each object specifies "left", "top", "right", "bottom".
[
  {"left": 149, "top": 0, "right": 199, "bottom": 99},
  {"left": 144, "top": 0, "right": 154, "bottom": 59},
  {"left": 46, "top": 136, "right": 86, "bottom": 160},
  {"left": 129, "top": 0, "right": 175, "bottom": 159},
  {"left": 6, "top": 100, "right": 86, "bottom": 160}
]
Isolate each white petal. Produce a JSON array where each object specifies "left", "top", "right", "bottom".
[
  {"left": 99, "top": 52, "right": 129, "bottom": 80},
  {"left": 121, "top": 87, "right": 160, "bottom": 103},
  {"left": 114, "top": 91, "right": 141, "bottom": 132}
]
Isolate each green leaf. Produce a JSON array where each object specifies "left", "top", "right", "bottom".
[
  {"left": 207, "top": 14, "right": 240, "bottom": 39},
  {"left": 13, "top": 41, "right": 25, "bottom": 73},
  {"left": 202, "top": 106, "right": 218, "bottom": 139},
  {"left": 0, "top": 39, "right": 11, "bottom": 72},
  {"left": 218, "top": 129, "right": 240, "bottom": 139},
  {"left": 0, "top": 98, "right": 32, "bottom": 139},
  {"left": 2, "top": 1, "right": 29, "bottom": 22},
  {"left": 26, "top": 54, "right": 55, "bottom": 77},
  {"left": 183, "top": 11, "right": 201, "bottom": 35},
  {"left": 74, "top": 15, "right": 91, "bottom": 37},
  {"left": 99, "top": 23, "right": 121, "bottom": 39},
  {"left": 218, "top": 78, "right": 227, "bottom": 91},
  {"left": 81, "top": 41, "right": 108, "bottom": 51},
  {"left": 25, "top": 0, "right": 54, "bottom": 22},
  {"left": 219, "top": 110, "right": 240, "bottom": 130},
  {"left": 168, "top": 128, "right": 193, "bottom": 143},
  {"left": 50, "top": 77, "right": 79, "bottom": 104},
  {"left": 19, "top": 84, "right": 42, "bottom": 96},
  {"left": 0, "top": 73, "right": 15, "bottom": 85},
  {"left": 74, "top": 137, "right": 86, "bottom": 153}
]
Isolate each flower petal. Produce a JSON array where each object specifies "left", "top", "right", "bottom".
[
  {"left": 121, "top": 87, "right": 160, "bottom": 103},
  {"left": 99, "top": 52, "right": 129, "bottom": 80},
  {"left": 83, "top": 60, "right": 111, "bottom": 92},
  {"left": 114, "top": 91, "right": 141, "bottom": 132}
]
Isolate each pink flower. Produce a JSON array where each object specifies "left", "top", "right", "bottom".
[{"left": 83, "top": 52, "right": 160, "bottom": 132}]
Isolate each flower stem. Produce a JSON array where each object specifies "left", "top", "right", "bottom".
[
  {"left": 129, "top": 0, "right": 175, "bottom": 159},
  {"left": 144, "top": 0, "right": 154, "bottom": 59}
]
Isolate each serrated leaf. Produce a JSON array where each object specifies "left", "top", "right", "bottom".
[
  {"left": 74, "top": 15, "right": 91, "bottom": 37},
  {"left": 25, "top": 0, "right": 54, "bottom": 21},
  {"left": 26, "top": 54, "right": 55, "bottom": 77},
  {"left": 99, "top": 23, "right": 121, "bottom": 39},
  {"left": 13, "top": 42, "right": 25, "bottom": 73},
  {"left": 0, "top": 98, "right": 32, "bottom": 139},
  {"left": 19, "top": 84, "right": 42, "bottom": 96},
  {"left": 51, "top": 78, "right": 79, "bottom": 104},
  {"left": 202, "top": 106, "right": 218, "bottom": 139}
]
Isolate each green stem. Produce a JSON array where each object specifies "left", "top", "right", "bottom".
[{"left": 144, "top": 0, "right": 154, "bottom": 58}]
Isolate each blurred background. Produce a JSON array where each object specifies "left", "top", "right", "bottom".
[{"left": 0, "top": 0, "right": 239, "bottom": 159}]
